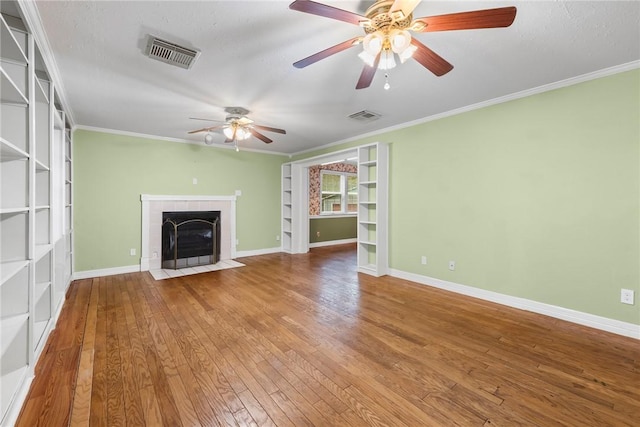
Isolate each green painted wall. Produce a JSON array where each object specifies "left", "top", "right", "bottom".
[
  {"left": 309, "top": 216, "right": 357, "bottom": 243},
  {"left": 297, "top": 69, "right": 640, "bottom": 325},
  {"left": 73, "top": 130, "right": 285, "bottom": 271}
]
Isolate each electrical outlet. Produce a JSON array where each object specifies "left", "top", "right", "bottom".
[
  {"left": 192, "top": 177, "right": 198, "bottom": 185},
  {"left": 276, "top": 235, "right": 280, "bottom": 241},
  {"left": 316, "top": 231, "right": 320, "bottom": 237},
  {"left": 421, "top": 256, "right": 427, "bottom": 265},
  {"left": 621, "top": 289, "right": 635, "bottom": 305},
  {"left": 130, "top": 248, "right": 136, "bottom": 256},
  {"left": 448, "top": 260, "right": 456, "bottom": 271}
]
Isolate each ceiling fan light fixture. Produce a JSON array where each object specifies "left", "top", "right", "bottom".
[
  {"left": 390, "top": 29, "right": 411, "bottom": 53},
  {"left": 223, "top": 126, "right": 234, "bottom": 139},
  {"left": 204, "top": 132, "right": 214, "bottom": 145},
  {"left": 358, "top": 50, "right": 377, "bottom": 67},
  {"left": 363, "top": 33, "right": 383, "bottom": 55},
  {"left": 398, "top": 43, "right": 417, "bottom": 63},
  {"left": 378, "top": 49, "right": 396, "bottom": 70}
]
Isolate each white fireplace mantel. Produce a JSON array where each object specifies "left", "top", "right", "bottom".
[{"left": 140, "top": 194, "right": 237, "bottom": 271}]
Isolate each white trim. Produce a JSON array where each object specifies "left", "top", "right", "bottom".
[
  {"left": 309, "top": 238, "right": 357, "bottom": 248},
  {"left": 141, "top": 194, "right": 236, "bottom": 202},
  {"left": 292, "top": 61, "right": 640, "bottom": 157},
  {"left": 236, "top": 246, "right": 282, "bottom": 258},
  {"left": 389, "top": 268, "right": 640, "bottom": 340},
  {"left": 73, "top": 125, "right": 289, "bottom": 157},
  {"left": 310, "top": 214, "right": 357, "bottom": 219},
  {"left": 72, "top": 264, "right": 140, "bottom": 280}
]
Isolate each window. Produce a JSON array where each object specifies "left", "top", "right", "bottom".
[{"left": 320, "top": 171, "right": 357, "bottom": 214}]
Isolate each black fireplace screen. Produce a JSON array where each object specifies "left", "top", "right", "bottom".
[{"left": 161, "top": 211, "right": 221, "bottom": 269}]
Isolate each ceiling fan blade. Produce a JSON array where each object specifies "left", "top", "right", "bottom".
[
  {"left": 224, "top": 138, "right": 234, "bottom": 143},
  {"left": 189, "top": 117, "right": 223, "bottom": 122},
  {"left": 188, "top": 125, "right": 224, "bottom": 134},
  {"left": 289, "top": 0, "right": 366, "bottom": 26},
  {"left": 249, "top": 129, "right": 273, "bottom": 144},
  {"left": 389, "top": 0, "right": 422, "bottom": 20},
  {"left": 410, "top": 38, "right": 453, "bottom": 76},
  {"left": 294, "top": 37, "right": 362, "bottom": 68},
  {"left": 355, "top": 52, "right": 381, "bottom": 90},
  {"left": 413, "top": 6, "right": 517, "bottom": 32},
  {"left": 253, "top": 125, "right": 286, "bottom": 134}
]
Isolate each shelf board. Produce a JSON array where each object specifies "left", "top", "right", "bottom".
[
  {"left": 65, "top": 155, "right": 72, "bottom": 162},
  {"left": 283, "top": 230, "right": 292, "bottom": 234},
  {"left": 35, "top": 281, "right": 51, "bottom": 305},
  {"left": 359, "top": 181, "right": 376, "bottom": 185},
  {"left": 359, "top": 221, "right": 376, "bottom": 225},
  {"left": 34, "top": 205, "right": 50, "bottom": 211},
  {"left": 0, "top": 364, "right": 29, "bottom": 406},
  {"left": 0, "top": 207, "right": 28, "bottom": 215},
  {"left": 34, "top": 319, "right": 49, "bottom": 345},
  {"left": 359, "top": 201, "right": 377, "bottom": 205},
  {"left": 1, "top": 313, "right": 29, "bottom": 355},
  {"left": 65, "top": 179, "right": 72, "bottom": 184},
  {"left": 0, "top": 14, "right": 28, "bottom": 64},
  {"left": 35, "top": 77, "right": 49, "bottom": 104},
  {"left": 35, "top": 159, "right": 50, "bottom": 171},
  {"left": 34, "top": 244, "right": 52, "bottom": 262},
  {"left": 0, "top": 260, "right": 28, "bottom": 286},
  {"left": 0, "top": 137, "right": 29, "bottom": 160},
  {"left": 359, "top": 240, "right": 377, "bottom": 246},
  {"left": 54, "top": 109, "right": 65, "bottom": 129},
  {"left": 359, "top": 160, "right": 377, "bottom": 166},
  {"left": 0, "top": 65, "right": 28, "bottom": 104},
  {"left": 283, "top": 189, "right": 292, "bottom": 193}
]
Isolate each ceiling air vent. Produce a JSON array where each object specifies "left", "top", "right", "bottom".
[
  {"left": 348, "top": 110, "right": 381, "bottom": 122},
  {"left": 144, "top": 36, "right": 200, "bottom": 69}
]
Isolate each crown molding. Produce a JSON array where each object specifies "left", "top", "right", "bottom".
[
  {"left": 17, "top": 0, "right": 75, "bottom": 127},
  {"left": 73, "top": 125, "right": 289, "bottom": 157},
  {"left": 293, "top": 60, "right": 640, "bottom": 157}
]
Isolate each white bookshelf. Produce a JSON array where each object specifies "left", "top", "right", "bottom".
[
  {"left": 0, "top": 3, "right": 73, "bottom": 424},
  {"left": 357, "top": 143, "right": 388, "bottom": 276},
  {"left": 281, "top": 163, "right": 293, "bottom": 253}
]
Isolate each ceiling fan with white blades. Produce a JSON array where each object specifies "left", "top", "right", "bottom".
[
  {"left": 289, "top": 0, "right": 517, "bottom": 89},
  {"left": 188, "top": 107, "right": 286, "bottom": 150}
]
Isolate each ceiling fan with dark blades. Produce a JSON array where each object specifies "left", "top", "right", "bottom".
[
  {"left": 290, "top": 0, "right": 517, "bottom": 89},
  {"left": 188, "top": 107, "right": 286, "bottom": 149}
]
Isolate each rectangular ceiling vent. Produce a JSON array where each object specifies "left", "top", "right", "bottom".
[
  {"left": 145, "top": 36, "right": 200, "bottom": 69},
  {"left": 348, "top": 110, "right": 381, "bottom": 122}
]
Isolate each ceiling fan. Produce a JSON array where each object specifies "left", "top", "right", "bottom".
[
  {"left": 289, "top": 0, "right": 517, "bottom": 89},
  {"left": 188, "top": 107, "right": 286, "bottom": 150}
]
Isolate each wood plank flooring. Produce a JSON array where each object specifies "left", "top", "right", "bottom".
[{"left": 16, "top": 244, "right": 640, "bottom": 426}]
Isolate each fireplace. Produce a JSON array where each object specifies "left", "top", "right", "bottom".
[
  {"left": 161, "top": 211, "right": 221, "bottom": 269},
  {"left": 140, "top": 194, "right": 237, "bottom": 272}
]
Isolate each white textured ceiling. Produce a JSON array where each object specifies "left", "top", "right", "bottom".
[{"left": 33, "top": 1, "right": 640, "bottom": 155}]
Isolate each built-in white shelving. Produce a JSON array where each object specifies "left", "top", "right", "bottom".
[
  {"left": 1, "top": 3, "right": 73, "bottom": 425},
  {"left": 357, "top": 143, "right": 388, "bottom": 276},
  {"left": 281, "top": 163, "right": 293, "bottom": 253}
]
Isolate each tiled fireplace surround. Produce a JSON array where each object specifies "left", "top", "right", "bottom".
[{"left": 140, "top": 194, "right": 237, "bottom": 271}]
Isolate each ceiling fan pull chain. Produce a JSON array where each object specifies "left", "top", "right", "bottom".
[{"left": 384, "top": 72, "right": 391, "bottom": 90}]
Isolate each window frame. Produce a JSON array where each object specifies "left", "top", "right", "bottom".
[{"left": 320, "top": 170, "right": 357, "bottom": 215}]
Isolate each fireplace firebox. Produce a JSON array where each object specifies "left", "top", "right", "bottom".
[{"left": 162, "top": 211, "right": 221, "bottom": 269}]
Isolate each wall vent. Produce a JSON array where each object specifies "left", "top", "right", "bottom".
[
  {"left": 144, "top": 36, "right": 200, "bottom": 69},
  {"left": 348, "top": 110, "right": 381, "bottom": 122}
]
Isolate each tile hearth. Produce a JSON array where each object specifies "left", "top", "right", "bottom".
[{"left": 149, "top": 259, "right": 245, "bottom": 280}]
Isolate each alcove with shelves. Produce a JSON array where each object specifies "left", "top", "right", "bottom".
[
  {"left": 357, "top": 143, "right": 388, "bottom": 276},
  {"left": 1, "top": 2, "right": 73, "bottom": 424},
  {"left": 281, "top": 163, "right": 294, "bottom": 252}
]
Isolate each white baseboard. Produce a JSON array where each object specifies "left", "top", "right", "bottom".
[
  {"left": 389, "top": 269, "right": 640, "bottom": 340},
  {"left": 73, "top": 264, "right": 141, "bottom": 280},
  {"left": 236, "top": 246, "right": 282, "bottom": 258},
  {"left": 309, "top": 238, "right": 357, "bottom": 248}
]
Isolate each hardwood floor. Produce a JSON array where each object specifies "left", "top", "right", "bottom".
[{"left": 16, "top": 244, "right": 640, "bottom": 426}]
